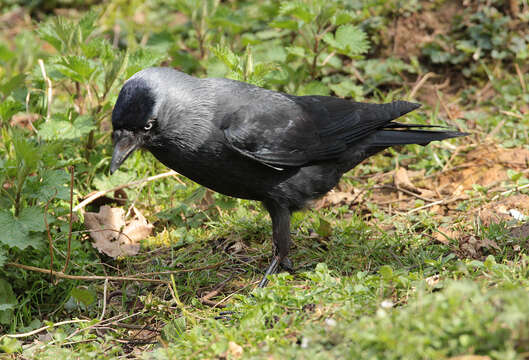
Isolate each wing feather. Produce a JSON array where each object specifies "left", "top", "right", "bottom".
[{"left": 222, "top": 94, "right": 421, "bottom": 168}]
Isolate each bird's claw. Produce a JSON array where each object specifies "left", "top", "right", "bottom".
[{"left": 215, "top": 310, "right": 235, "bottom": 321}]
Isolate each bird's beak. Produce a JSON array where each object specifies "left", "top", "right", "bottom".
[{"left": 110, "top": 130, "right": 140, "bottom": 174}]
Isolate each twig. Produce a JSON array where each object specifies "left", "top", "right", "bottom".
[
  {"left": 5, "top": 260, "right": 226, "bottom": 284},
  {"left": 134, "top": 261, "right": 226, "bottom": 277},
  {"left": 44, "top": 190, "right": 57, "bottom": 281},
  {"left": 113, "top": 322, "right": 159, "bottom": 332},
  {"left": 59, "top": 311, "right": 146, "bottom": 346},
  {"left": 5, "top": 262, "right": 169, "bottom": 284},
  {"left": 515, "top": 63, "right": 526, "bottom": 92},
  {"left": 99, "top": 278, "right": 109, "bottom": 321},
  {"left": 320, "top": 51, "right": 336, "bottom": 67},
  {"left": 2, "top": 319, "right": 90, "bottom": 339},
  {"left": 169, "top": 275, "right": 198, "bottom": 325},
  {"left": 406, "top": 196, "right": 463, "bottom": 214},
  {"left": 38, "top": 59, "right": 53, "bottom": 122},
  {"left": 500, "top": 110, "right": 525, "bottom": 119},
  {"left": 436, "top": 90, "right": 464, "bottom": 132},
  {"left": 73, "top": 170, "right": 181, "bottom": 212},
  {"left": 485, "top": 119, "right": 506, "bottom": 142},
  {"left": 63, "top": 166, "right": 74, "bottom": 273},
  {"left": 199, "top": 275, "right": 233, "bottom": 308},
  {"left": 24, "top": 91, "right": 38, "bottom": 133},
  {"left": 388, "top": 185, "right": 436, "bottom": 202},
  {"left": 497, "top": 182, "right": 529, "bottom": 197},
  {"left": 441, "top": 145, "right": 464, "bottom": 172},
  {"left": 408, "top": 72, "right": 436, "bottom": 100}
]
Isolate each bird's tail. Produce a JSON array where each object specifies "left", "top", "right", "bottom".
[{"left": 372, "top": 127, "right": 468, "bottom": 147}]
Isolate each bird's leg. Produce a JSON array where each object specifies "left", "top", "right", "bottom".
[{"left": 258, "top": 202, "right": 291, "bottom": 288}]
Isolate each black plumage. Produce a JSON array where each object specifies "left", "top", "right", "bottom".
[{"left": 110, "top": 67, "right": 467, "bottom": 286}]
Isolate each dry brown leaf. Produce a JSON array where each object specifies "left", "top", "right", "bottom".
[
  {"left": 227, "top": 341, "right": 243, "bottom": 358},
  {"left": 433, "top": 226, "right": 460, "bottom": 245},
  {"left": 425, "top": 274, "right": 440, "bottom": 287},
  {"left": 314, "top": 188, "right": 361, "bottom": 209},
  {"left": 477, "top": 194, "right": 529, "bottom": 226},
  {"left": 394, "top": 167, "right": 420, "bottom": 194},
  {"left": 457, "top": 235, "right": 500, "bottom": 259},
  {"left": 479, "top": 237, "right": 500, "bottom": 251},
  {"left": 449, "top": 356, "right": 491, "bottom": 360},
  {"left": 509, "top": 222, "right": 529, "bottom": 239},
  {"left": 84, "top": 205, "right": 153, "bottom": 258}
]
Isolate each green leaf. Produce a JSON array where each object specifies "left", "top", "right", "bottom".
[
  {"left": 0, "top": 209, "right": 44, "bottom": 250},
  {"left": 211, "top": 45, "right": 240, "bottom": 71},
  {"left": 286, "top": 46, "right": 306, "bottom": 58},
  {"left": 0, "top": 74, "right": 25, "bottom": 97},
  {"left": 162, "top": 317, "right": 187, "bottom": 342},
  {"left": 279, "top": 2, "right": 315, "bottom": 23},
  {"left": 78, "top": 11, "right": 98, "bottom": 41},
  {"left": 12, "top": 133, "right": 40, "bottom": 174},
  {"left": 81, "top": 38, "right": 112, "bottom": 59},
  {"left": 298, "top": 81, "right": 330, "bottom": 96},
  {"left": 39, "top": 114, "right": 96, "bottom": 141},
  {"left": 269, "top": 19, "right": 300, "bottom": 30},
  {"left": 25, "top": 169, "right": 70, "bottom": 202},
  {"left": 315, "top": 217, "right": 332, "bottom": 237},
  {"left": 0, "top": 99, "right": 24, "bottom": 123},
  {"left": 37, "top": 17, "right": 73, "bottom": 52},
  {"left": 0, "top": 278, "right": 17, "bottom": 325},
  {"left": 70, "top": 287, "right": 97, "bottom": 307},
  {"left": 0, "top": 336, "right": 21, "bottom": 354},
  {"left": 329, "top": 78, "right": 363, "bottom": 98},
  {"left": 323, "top": 25, "right": 370, "bottom": 56},
  {"left": 0, "top": 249, "right": 6, "bottom": 267},
  {"left": 379, "top": 265, "right": 394, "bottom": 280},
  {"left": 126, "top": 48, "right": 167, "bottom": 78},
  {"left": 104, "top": 51, "right": 129, "bottom": 97},
  {"left": 185, "top": 187, "right": 207, "bottom": 204},
  {"left": 18, "top": 207, "right": 46, "bottom": 232},
  {"left": 333, "top": 10, "right": 355, "bottom": 26},
  {"left": 0, "top": 43, "right": 15, "bottom": 63},
  {"left": 55, "top": 56, "right": 97, "bottom": 83}
]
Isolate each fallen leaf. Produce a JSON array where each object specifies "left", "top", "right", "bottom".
[
  {"left": 478, "top": 194, "right": 529, "bottom": 226},
  {"left": 510, "top": 222, "right": 529, "bottom": 239},
  {"left": 314, "top": 188, "right": 361, "bottom": 209},
  {"left": 457, "top": 235, "right": 500, "bottom": 259},
  {"left": 433, "top": 226, "right": 460, "bottom": 245},
  {"left": 394, "top": 167, "right": 420, "bottom": 194},
  {"left": 478, "top": 237, "right": 500, "bottom": 251},
  {"left": 228, "top": 341, "right": 243, "bottom": 358},
  {"left": 425, "top": 274, "right": 440, "bottom": 286},
  {"left": 448, "top": 356, "right": 491, "bottom": 360},
  {"left": 84, "top": 206, "right": 153, "bottom": 258}
]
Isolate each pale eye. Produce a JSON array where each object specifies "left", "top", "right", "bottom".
[{"left": 144, "top": 120, "right": 154, "bottom": 131}]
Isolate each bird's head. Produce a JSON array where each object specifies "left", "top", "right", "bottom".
[
  {"left": 110, "top": 67, "right": 214, "bottom": 174},
  {"left": 110, "top": 70, "right": 160, "bottom": 174}
]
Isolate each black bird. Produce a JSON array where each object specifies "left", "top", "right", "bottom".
[{"left": 110, "top": 67, "right": 466, "bottom": 287}]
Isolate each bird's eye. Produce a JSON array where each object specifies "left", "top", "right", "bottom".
[{"left": 144, "top": 119, "right": 155, "bottom": 131}]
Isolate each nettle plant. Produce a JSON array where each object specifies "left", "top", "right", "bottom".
[
  {"left": 0, "top": 11, "right": 168, "bottom": 327},
  {"left": 422, "top": 3, "right": 529, "bottom": 77},
  {"left": 166, "top": 0, "right": 372, "bottom": 95}
]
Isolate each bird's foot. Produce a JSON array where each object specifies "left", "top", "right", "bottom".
[
  {"left": 257, "top": 256, "right": 280, "bottom": 288},
  {"left": 214, "top": 311, "right": 235, "bottom": 321},
  {"left": 257, "top": 256, "right": 294, "bottom": 288}
]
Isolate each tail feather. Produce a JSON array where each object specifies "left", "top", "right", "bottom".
[{"left": 372, "top": 129, "right": 468, "bottom": 147}]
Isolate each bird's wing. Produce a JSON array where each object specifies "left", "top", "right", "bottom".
[{"left": 221, "top": 93, "right": 420, "bottom": 169}]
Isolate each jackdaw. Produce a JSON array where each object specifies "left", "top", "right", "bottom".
[{"left": 110, "top": 67, "right": 466, "bottom": 287}]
